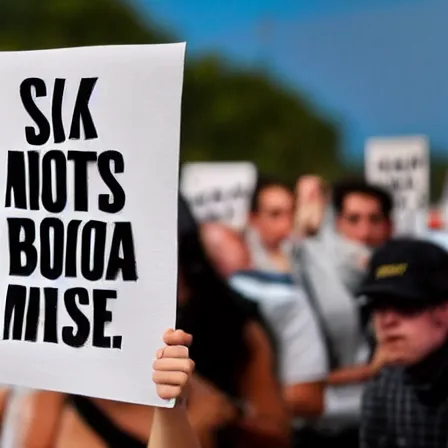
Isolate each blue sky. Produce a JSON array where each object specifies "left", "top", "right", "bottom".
[{"left": 138, "top": 0, "right": 447, "bottom": 162}]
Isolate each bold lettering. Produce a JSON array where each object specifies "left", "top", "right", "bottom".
[
  {"left": 43, "top": 288, "right": 58, "bottom": 343},
  {"left": 98, "top": 150, "right": 125, "bottom": 213},
  {"left": 52, "top": 79, "right": 66, "bottom": 144},
  {"left": 27, "top": 151, "right": 40, "bottom": 210},
  {"left": 40, "top": 218, "right": 64, "bottom": 280},
  {"left": 92, "top": 289, "right": 116, "bottom": 348},
  {"left": 62, "top": 288, "right": 90, "bottom": 348},
  {"left": 65, "top": 220, "right": 82, "bottom": 278},
  {"left": 106, "top": 222, "right": 137, "bottom": 281},
  {"left": 41, "top": 150, "right": 67, "bottom": 213},
  {"left": 5, "top": 151, "right": 27, "bottom": 209},
  {"left": 3, "top": 284, "right": 26, "bottom": 340},
  {"left": 68, "top": 78, "right": 98, "bottom": 141},
  {"left": 67, "top": 151, "right": 97, "bottom": 211},
  {"left": 8, "top": 218, "right": 37, "bottom": 276},
  {"left": 24, "top": 287, "right": 40, "bottom": 342},
  {"left": 112, "top": 335, "right": 122, "bottom": 349},
  {"left": 81, "top": 221, "right": 107, "bottom": 281},
  {"left": 20, "top": 78, "right": 51, "bottom": 146}
]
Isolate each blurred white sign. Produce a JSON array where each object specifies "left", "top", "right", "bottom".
[
  {"left": 180, "top": 162, "right": 257, "bottom": 230},
  {"left": 365, "top": 136, "right": 429, "bottom": 235}
]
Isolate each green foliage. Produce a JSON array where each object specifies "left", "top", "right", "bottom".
[
  {"left": 182, "top": 56, "right": 342, "bottom": 183},
  {"left": 4, "top": 0, "right": 444, "bottom": 200},
  {"left": 430, "top": 154, "right": 448, "bottom": 203},
  {"left": 0, "top": 0, "right": 169, "bottom": 50},
  {"left": 0, "top": 0, "right": 343, "bottom": 186}
]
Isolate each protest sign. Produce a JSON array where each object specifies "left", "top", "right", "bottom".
[
  {"left": 0, "top": 44, "right": 185, "bottom": 407},
  {"left": 180, "top": 162, "right": 257, "bottom": 230},
  {"left": 365, "top": 136, "right": 429, "bottom": 235}
]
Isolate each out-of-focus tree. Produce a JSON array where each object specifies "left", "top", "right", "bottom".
[
  {"left": 0, "top": 0, "right": 345, "bottom": 185},
  {"left": 0, "top": 0, "right": 169, "bottom": 49},
  {"left": 430, "top": 154, "right": 448, "bottom": 203},
  {"left": 182, "top": 56, "right": 342, "bottom": 183}
]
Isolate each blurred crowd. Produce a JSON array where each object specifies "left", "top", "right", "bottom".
[
  {"left": 192, "top": 174, "right": 392, "bottom": 448},
  {"left": 2, "top": 1, "right": 448, "bottom": 446},
  {"left": 0, "top": 172, "right": 405, "bottom": 448}
]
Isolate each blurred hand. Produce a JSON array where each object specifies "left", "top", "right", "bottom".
[
  {"left": 371, "top": 343, "right": 401, "bottom": 373},
  {"left": 153, "top": 329, "right": 195, "bottom": 402},
  {"left": 187, "top": 374, "right": 238, "bottom": 432},
  {"left": 294, "top": 175, "right": 327, "bottom": 236},
  {"left": 296, "top": 175, "right": 326, "bottom": 204}
]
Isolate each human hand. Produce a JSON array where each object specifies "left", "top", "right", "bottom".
[
  {"left": 153, "top": 329, "right": 195, "bottom": 403},
  {"left": 296, "top": 175, "right": 326, "bottom": 204},
  {"left": 294, "top": 176, "right": 327, "bottom": 236},
  {"left": 370, "top": 343, "right": 401, "bottom": 374}
]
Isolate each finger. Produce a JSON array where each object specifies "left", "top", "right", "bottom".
[
  {"left": 153, "top": 358, "right": 195, "bottom": 374},
  {"left": 156, "top": 348, "right": 164, "bottom": 359},
  {"left": 160, "top": 345, "right": 189, "bottom": 359},
  {"left": 156, "top": 384, "right": 182, "bottom": 400},
  {"left": 153, "top": 370, "right": 189, "bottom": 387},
  {"left": 156, "top": 345, "right": 189, "bottom": 360},
  {"left": 163, "top": 329, "right": 192, "bottom": 347}
]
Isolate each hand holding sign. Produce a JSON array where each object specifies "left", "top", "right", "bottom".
[{"left": 153, "top": 329, "right": 194, "bottom": 402}]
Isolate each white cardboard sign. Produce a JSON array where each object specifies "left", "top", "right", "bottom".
[
  {"left": 0, "top": 44, "right": 185, "bottom": 407},
  {"left": 180, "top": 162, "right": 257, "bottom": 230},
  {"left": 365, "top": 136, "right": 430, "bottom": 235}
]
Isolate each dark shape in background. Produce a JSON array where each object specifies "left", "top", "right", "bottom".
[{"left": 2, "top": 0, "right": 444, "bottom": 198}]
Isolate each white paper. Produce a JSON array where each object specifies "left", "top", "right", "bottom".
[
  {"left": 180, "top": 162, "right": 257, "bottom": 230},
  {"left": 365, "top": 136, "right": 429, "bottom": 235},
  {"left": 0, "top": 44, "right": 185, "bottom": 407}
]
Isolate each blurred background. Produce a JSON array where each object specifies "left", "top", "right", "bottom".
[
  {"left": 3, "top": 0, "right": 448, "bottom": 199},
  {"left": 2, "top": 3, "right": 448, "bottom": 448}
]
